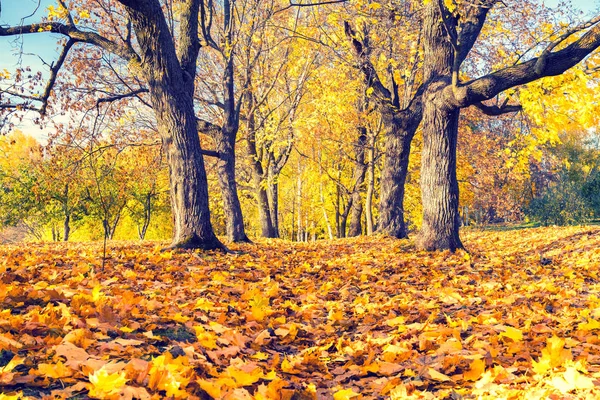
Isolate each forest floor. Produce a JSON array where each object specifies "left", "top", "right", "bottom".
[{"left": 0, "top": 226, "right": 600, "bottom": 399}]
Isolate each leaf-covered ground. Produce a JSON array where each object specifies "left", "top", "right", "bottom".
[{"left": 1, "top": 226, "right": 600, "bottom": 399}]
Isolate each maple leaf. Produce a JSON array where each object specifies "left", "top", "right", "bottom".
[
  {"left": 333, "top": 388, "right": 361, "bottom": 400},
  {"left": 464, "top": 358, "right": 486, "bottom": 381},
  {"left": 88, "top": 366, "right": 128, "bottom": 399},
  {"left": 35, "top": 361, "right": 73, "bottom": 379},
  {"left": 533, "top": 335, "right": 573, "bottom": 376},
  {"left": 550, "top": 362, "right": 595, "bottom": 394},
  {"left": 499, "top": 326, "right": 523, "bottom": 342},
  {"left": 148, "top": 353, "right": 191, "bottom": 398}
]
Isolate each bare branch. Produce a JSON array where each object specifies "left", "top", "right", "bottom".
[
  {"left": 0, "top": 22, "right": 139, "bottom": 62},
  {"left": 40, "top": 38, "right": 77, "bottom": 116},
  {"left": 343, "top": 21, "right": 392, "bottom": 103},
  {"left": 96, "top": 88, "right": 149, "bottom": 107},
  {"left": 275, "top": 0, "right": 347, "bottom": 13},
  {"left": 200, "top": 149, "right": 220, "bottom": 158}
]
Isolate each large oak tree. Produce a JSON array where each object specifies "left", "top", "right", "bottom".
[
  {"left": 0, "top": 0, "right": 224, "bottom": 249},
  {"left": 419, "top": 0, "right": 600, "bottom": 250}
]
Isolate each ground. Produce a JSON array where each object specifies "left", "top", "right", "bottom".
[{"left": 0, "top": 226, "right": 599, "bottom": 399}]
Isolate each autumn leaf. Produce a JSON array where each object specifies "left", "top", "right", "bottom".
[
  {"left": 88, "top": 366, "right": 128, "bottom": 399},
  {"left": 499, "top": 326, "right": 523, "bottom": 342},
  {"left": 35, "top": 361, "right": 73, "bottom": 379},
  {"left": 333, "top": 388, "right": 361, "bottom": 400},
  {"left": 464, "top": 358, "right": 486, "bottom": 381}
]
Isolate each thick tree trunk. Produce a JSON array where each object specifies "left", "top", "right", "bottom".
[
  {"left": 162, "top": 123, "right": 221, "bottom": 249},
  {"left": 256, "top": 184, "right": 276, "bottom": 238},
  {"left": 125, "top": 2, "right": 223, "bottom": 250},
  {"left": 376, "top": 114, "right": 417, "bottom": 238},
  {"left": 418, "top": 3, "right": 463, "bottom": 251},
  {"left": 348, "top": 197, "right": 363, "bottom": 237},
  {"left": 215, "top": 129, "right": 251, "bottom": 243},
  {"left": 420, "top": 103, "right": 463, "bottom": 251}
]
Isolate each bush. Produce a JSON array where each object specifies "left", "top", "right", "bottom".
[{"left": 527, "top": 180, "right": 593, "bottom": 226}]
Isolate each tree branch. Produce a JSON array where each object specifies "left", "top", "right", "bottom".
[
  {"left": 535, "top": 14, "right": 600, "bottom": 75},
  {"left": 96, "top": 88, "right": 150, "bottom": 107},
  {"left": 458, "top": 20, "right": 600, "bottom": 107},
  {"left": 344, "top": 21, "right": 392, "bottom": 103},
  {"left": 196, "top": 117, "right": 222, "bottom": 136},
  {"left": 0, "top": 22, "right": 139, "bottom": 62},
  {"left": 40, "top": 38, "right": 77, "bottom": 115},
  {"left": 177, "top": 0, "right": 201, "bottom": 85},
  {"left": 200, "top": 149, "right": 220, "bottom": 158},
  {"left": 473, "top": 101, "right": 521, "bottom": 116}
]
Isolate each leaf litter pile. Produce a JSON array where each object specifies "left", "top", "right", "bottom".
[{"left": 1, "top": 226, "right": 600, "bottom": 399}]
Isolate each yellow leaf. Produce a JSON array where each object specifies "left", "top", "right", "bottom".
[
  {"left": 333, "top": 388, "right": 361, "bottom": 400},
  {"left": 280, "top": 358, "right": 301, "bottom": 374},
  {"left": 88, "top": 366, "right": 128, "bottom": 398},
  {"left": 464, "top": 358, "right": 485, "bottom": 381},
  {"left": 578, "top": 318, "right": 600, "bottom": 331},
  {"left": 427, "top": 368, "right": 451, "bottom": 382},
  {"left": 499, "top": 326, "right": 523, "bottom": 342},
  {"left": 36, "top": 361, "right": 73, "bottom": 379},
  {"left": 225, "top": 364, "right": 263, "bottom": 386}
]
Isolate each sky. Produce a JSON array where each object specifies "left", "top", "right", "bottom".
[{"left": 0, "top": 0, "right": 599, "bottom": 141}]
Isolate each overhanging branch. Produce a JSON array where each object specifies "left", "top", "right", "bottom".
[{"left": 40, "top": 38, "right": 77, "bottom": 116}]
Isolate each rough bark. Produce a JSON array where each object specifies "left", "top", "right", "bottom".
[
  {"left": 215, "top": 129, "right": 251, "bottom": 242},
  {"left": 417, "top": 1, "right": 600, "bottom": 250},
  {"left": 348, "top": 126, "right": 368, "bottom": 237},
  {"left": 63, "top": 214, "right": 71, "bottom": 242},
  {"left": 365, "top": 135, "right": 375, "bottom": 235},
  {"left": 418, "top": 3, "right": 463, "bottom": 251},
  {"left": 127, "top": 1, "right": 222, "bottom": 250},
  {"left": 345, "top": 21, "right": 423, "bottom": 239},
  {"left": 376, "top": 113, "right": 418, "bottom": 238},
  {"left": 246, "top": 91, "right": 277, "bottom": 238},
  {"left": 268, "top": 176, "right": 281, "bottom": 238},
  {"left": 214, "top": 0, "right": 251, "bottom": 243},
  {"left": 0, "top": 0, "right": 224, "bottom": 250}
]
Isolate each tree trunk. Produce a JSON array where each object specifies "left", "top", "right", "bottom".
[
  {"left": 376, "top": 114, "right": 417, "bottom": 238},
  {"left": 365, "top": 133, "right": 375, "bottom": 235},
  {"left": 62, "top": 183, "right": 70, "bottom": 241},
  {"left": 269, "top": 176, "right": 279, "bottom": 238},
  {"left": 215, "top": 129, "right": 251, "bottom": 242},
  {"left": 420, "top": 104, "right": 463, "bottom": 251},
  {"left": 63, "top": 213, "right": 70, "bottom": 242},
  {"left": 158, "top": 112, "right": 222, "bottom": 249},
  {"left": 419, "top": 3, "right": 463, "bottom": 251},
  {"left": 137, "top": 192, "right": 152, "bottom": 240},
  {"left": 127, "top": 2, "right": 223, "bottom": 250},
  {"left": 348, "top": 126, "right": 368, "bottom": 237}
]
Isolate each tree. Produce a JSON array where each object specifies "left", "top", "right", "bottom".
[
  {"left": 0, "top": 0, "right": 223, "bottom": 249},
  {"left": 343, "top": 1, "right": 424, "bottom": 239},
  {"left": 418, "top": 0, "right": 600, "bottom": 251}
]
